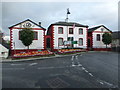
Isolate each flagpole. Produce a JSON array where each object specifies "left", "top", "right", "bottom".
[{"left": 66, "top": 8, "right": 69, "bottom": 48}]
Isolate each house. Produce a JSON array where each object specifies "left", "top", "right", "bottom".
[
  {"left": 112, "top": 31, "right": 120, "bottom": 52},
  {"left": 9, "top": 19, "right": 46, "bottom": 56},
  {"left": 0, "top": 30, "right": 9, "bottom": 58},
  {"left": 88, "top": 25, "right": 112, "bottom": 51},
  {"left": 45, "top": 21, "right": 88, "bottom": 51}
]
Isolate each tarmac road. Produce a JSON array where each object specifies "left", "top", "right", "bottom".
[{"left": 2, "top": 51, "right": 119, "bottom": 88}]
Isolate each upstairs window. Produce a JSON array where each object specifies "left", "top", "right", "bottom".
[
  {"left": 79, "top": 28, "right": 83, "bottom": 34},
  {"left": 69, "top": 28, "right": 73, "bottom": 34},
  {"left": 58, "top": 27, "right": 63, "bottom": 34},
  {"left": 96, "top": 34, "right": 100, "bottom": 41}
]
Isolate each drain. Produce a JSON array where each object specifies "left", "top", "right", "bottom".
[{"left": 46, "top": 77, "right": 70, "bottom": 88}]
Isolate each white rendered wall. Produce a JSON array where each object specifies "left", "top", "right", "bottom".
[
  {"left": 12, "top": 29, "right": 44, "bottom": 50},
  {"left": 93, "top": 26, "right": 111, "bottom": 48},
  {"left": 53, "top": 25, "right": 87, "bottom": 49},
  {"left": 0, "top": 44, "right": 9, "bottom": 58}
]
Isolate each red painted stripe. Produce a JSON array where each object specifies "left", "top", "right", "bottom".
[
  {"left": 12, "top": 27, "right": 45, "bottom": 30},
  {"left": 93, "top": 31, "right": 111, "bottom": 33}
]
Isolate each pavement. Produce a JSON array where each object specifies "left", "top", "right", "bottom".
[{"left": 2, "top": 51, "right": 119, "bottom": 88}]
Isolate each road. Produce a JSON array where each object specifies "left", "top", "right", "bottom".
[{"left": 2, "top": 51, "right": 119, "bottom": 88}]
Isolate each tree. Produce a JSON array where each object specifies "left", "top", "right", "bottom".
[
  {"left": 19, "top": 28, "right": 34, "bottom": 50},
  {"left": 102, "top": 32, "right": 112, "bottom": 48}
]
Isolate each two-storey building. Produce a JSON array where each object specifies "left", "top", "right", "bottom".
[{"left": 45, "top": 21, "right": 88, "bottom": 51}]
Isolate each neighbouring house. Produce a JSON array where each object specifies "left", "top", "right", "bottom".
[
  {"left": 0, "top": 30, "right": 9, "bottom": 58},
  {"left": 112, "top": 31, "right": 120, "bottom": 52},
  {"left": 88, "top": 25, "right": 112, "bottom": 51},
  {"left": 9, "top": 19, "right": 46, "bottom": 57},
  {"left": 45, "top": 21, "right": 88, "bottom": 51}
]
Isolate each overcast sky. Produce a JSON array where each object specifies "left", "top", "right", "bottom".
[{"left": 0, "top": 0, "right": 119, "bottom": 35}]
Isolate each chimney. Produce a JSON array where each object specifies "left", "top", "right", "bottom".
[{"left": 39, "top": 22, "right": 41, "bottom": 26}]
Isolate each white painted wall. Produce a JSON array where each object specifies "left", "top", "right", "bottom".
[
  {"left": 0, "top": 44, "right": 9, "bottom": 58},
  {"left": 11, "top": 21, "right": 44, "bottom": 50},
  {"left": 93, "top": 26, "right": 111, "bottom": 48},
  {"left": 53, "top": 25, "right": 87, "bottom": 49}
]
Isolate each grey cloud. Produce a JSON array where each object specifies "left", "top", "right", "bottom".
[{"left": 1, "top": 2, "right": 118, "bottom": 35}]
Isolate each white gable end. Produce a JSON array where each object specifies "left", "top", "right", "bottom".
[
  {"left": 13, "top": 20, "right": 42, "bottom": 29},
  {"left": 94, "top": 26, "right": 110, "bottom": 32}
]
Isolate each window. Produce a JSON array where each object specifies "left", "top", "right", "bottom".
[
  {"left": 101, "top": 28, "right": 104, "bottom": 32},
  {"left": 67, "top": 37, "right": 74, "bottom": 41},
  {"left": 34, "top": 32, "right": 38, "bottom": 40},
  {"left": 58, "top": 38, "right": 63, "bottom": 46},
  {"left": 69, "top": 28, "right": 73, "bottom": 34},
  {"left": 79, "top": 38, "right": 83, "bottom": 46},
  {"left": 58, "top": 27, "right": 63, "bottom": 34},
  {"left": 96, "top": 34, "right": 100, "bottom": 41},
  {"left": 79, "top": 28, "right": 83, "bottom": 34}
]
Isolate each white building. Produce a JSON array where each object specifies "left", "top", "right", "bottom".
[
  {"left": 9, "top": 19, "right": 46, "bottom": 56},
  {"left": 45, "top": 21, "right": 88, "bottom": 51},
  {"left": 88, "top": 25, "right": 112, "bottom": 51},
  {"left": 0, "top": 30, "right": 9, "bottom": 58},
  {"left": 0, "top": 44, "right": 9, "bottom": 58}
]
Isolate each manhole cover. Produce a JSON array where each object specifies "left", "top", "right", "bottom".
[{"left": 46, "top": 77, "right": 70, "bottom": 88}]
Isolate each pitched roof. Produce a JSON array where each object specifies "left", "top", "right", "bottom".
[
  {"left": 51, "top": 21, "right": 88, "bottom": 27},
  {"left": 88, "top": 25, "right": 112, "bottom": 32},
  {"left": 9, "top": 19, "right": 46, "bottom": 30}
]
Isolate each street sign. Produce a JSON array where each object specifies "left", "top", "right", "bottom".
[{"left": 72, "top": 41, "right": 77, "bottom": 44}]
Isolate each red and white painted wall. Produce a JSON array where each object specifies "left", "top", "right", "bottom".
[
  {"left": 45, "top": 22, "right": 88, "bottom": 51},
  {"left": 88, "top": 25, "right": 112, "bottom": 51},
  {"left": 9, "top": 19, "right": 46, "bottom": 56}
]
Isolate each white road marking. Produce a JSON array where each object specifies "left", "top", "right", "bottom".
[
  {"left": 88, "top": 73, "right": 93, "bottom": 77},
  {"left": 75, "top": 55, "right": 78, "bottom": 59},
  {"left": 82, "top": 67, "right": 85, "bottom": 70},
  {"left": 99, "top": 82, "right": 104, "bottom": 85},
  {"left": 11, "top": 64, "right": 22, "bottom": 66},
  {"left": 84, "top": 69, "right": 89, "bottom": 73},
  {"left": 29, "top": 63, "right": 37, "bottom": 66},
  {"left": 71, "top": 56, "right": 74, "bottom": 61},
  {"left": 38, "top": 66, "right": 74, "bottom": 70}
]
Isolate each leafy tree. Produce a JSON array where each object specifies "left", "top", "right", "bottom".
[
  {"left": 19, "top": 28, "right": 34, "bottom": 50},
  {"left": 102, "top": 32, "right": 112, "bottom": 48}
]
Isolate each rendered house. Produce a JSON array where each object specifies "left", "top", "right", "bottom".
[
  {"left": 0, "top": 30, "right": 9, "bottom": 58},
  {"left": 9, "top": 19, "right": 46, "bottom": 56},
  {"left": 45, "top": 21, "right": 88, "bottom": 51},
  {"left": 88, "top": 25, "right": 112, "bottom": 51}
]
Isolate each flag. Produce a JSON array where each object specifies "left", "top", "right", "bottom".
[
  {"left": 67, "top": 8, "right": 70, "bottom": 14},
  {"left": 73, "top": 23, "right": 75, "bottom": 29}
]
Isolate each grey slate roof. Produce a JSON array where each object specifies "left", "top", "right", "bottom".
[
  {"left": 51, "top": 21, "right": 89, "bottom": 27},
  {"left": 9, "top": 19, "right": 46, "bottom": 30},
  {"left": 88, "top": 25, "right": 112, "bottom": 33}
]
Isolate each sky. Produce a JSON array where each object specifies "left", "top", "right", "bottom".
[{"left": 0, "top": 0, "right": 119, "bottom": 36}]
